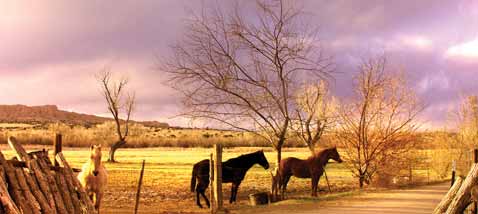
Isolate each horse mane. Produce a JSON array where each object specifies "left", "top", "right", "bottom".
[
  {"left": 306, "top": 147, "right": 336, "bottom": 165},
  {"left": 224, "top": 150, "right": 263, "bottom": 168},
  {"left": 313, "top": 147, "right": 335, "bottom": 158}
]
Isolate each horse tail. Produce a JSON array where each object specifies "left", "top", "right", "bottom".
[{"left": 191, "top": 164, "right": 197, "bottom": 192}]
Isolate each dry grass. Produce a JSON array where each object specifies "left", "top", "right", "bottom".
[
  {"left": 0, "top": 145, "right": 446, "bottom": 214},
  {"left": 0, "top": 122, "right": 310, "bottom": 148}
]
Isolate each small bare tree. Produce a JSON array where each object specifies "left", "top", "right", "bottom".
[
  {"left": 97, "top": 71, "right": 135, "bottom": 162},
  {"left": 293, "top": 81, "right": 337, "bottom": 154},
  {"left": 336, "top": 56, "right": 424, "bottom": 188},
  {"left": 163, "top": 0, "right": 332, "bottom": 168},
  {"left": 455, "top": 95, "right": 478, "bottom": 149}
]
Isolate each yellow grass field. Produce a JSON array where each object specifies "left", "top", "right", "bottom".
[{"left": 0, "top": 145, "right": 354, "bottom": 214}]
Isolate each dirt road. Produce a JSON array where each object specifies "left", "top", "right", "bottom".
[{"left": 246, "top": 182, "right": 449, "bottom": 214}]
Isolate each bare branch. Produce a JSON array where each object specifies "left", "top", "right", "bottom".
[{"left": 162, "top": 0, "right": 333, "bottom": 166}]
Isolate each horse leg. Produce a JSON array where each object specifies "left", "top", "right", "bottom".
[
  {"left": 200, "top": 189, "right": 210, "bottom": 208},
  {"left": 282, "top": 175, "right": 291, "bottom": 198},
  {"left": 275, "top": 173, "right": 281, "bottom": 197},
  {"left": 230, "top": 184, "right": 235, "bottom": 203},
  {"left": 196, "top": 189, "right": 203, "bottom": 208},
  {"left": 233, "top": 182, "right": 242, "bottom": 202},
  {"left": 311, "top": 176, "right": 319, "bottom": 197},
  {"left": 95, "top": 191, "right": 103, "bottom": 212}
]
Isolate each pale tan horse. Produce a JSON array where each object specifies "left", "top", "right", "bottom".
[{"left": 78, "top": 145, "right": 108, "bottom": 212}]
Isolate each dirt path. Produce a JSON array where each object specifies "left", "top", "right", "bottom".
[{"left": 246, "top": 182, "right": 449, "bottom": 214}]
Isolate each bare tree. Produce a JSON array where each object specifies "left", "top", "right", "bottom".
[
  {"left": 335, "top": 56, "right": 424, "bottom": 188},
  {"left": 97, "top": 71, "right": 135, "bottom": 162},
  {"left": 293, "top": 80, "right": 337, "bottom": 154},
  {"left": 454, "top": 95, "right": 478, "bottom": 149},
  {"left": 163, "top": 0, "right": 332, "bottom": 168}
]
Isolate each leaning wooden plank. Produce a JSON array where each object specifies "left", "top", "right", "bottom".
[
  {"left": 61, "top": 168, "right": 82, "bottom": 214},
  {"left": 30, "top": 151, "right": 70, "bottom": 213},
  {"left": 446, "top": 163, "right": 478, "bottom": 214},
  {"left": 9, "top": 137, "right": 57, "bottom": 214},
  {"left": 36, "top": 158, "right": 67, "bottom": 214},
  {"left": 30, "top": 159, "right": 57, "bottom": 214},
  {"left": 0, "top": 165, "right": 5, "bottom": 185},
  {"left": 55, "top": 171, "right": 75, "bottom": 214},
  {"left": 0, "top": 152, "right": 33, "bottom": 214},
  {"left": 433, "top": 176, "right": 464, "bottom": 214},
  {"left": 0, "top": 165, "right": 20, "bottom": 214},
  {"left": 7, "top": 137, "right": 30, "bottom": 162},
  {"left": 22, "top": 168, "right": 53, "bottom": 213},
  {"left": 14, "top": 168, "right": 41, "bottom": 214},
  {"left": 56, "top": 152, "right": 96, "bottom": 213}
]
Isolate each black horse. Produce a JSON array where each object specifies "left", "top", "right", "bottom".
[{"left": 190, "top": 150, "right": 270, "bottom": 208}]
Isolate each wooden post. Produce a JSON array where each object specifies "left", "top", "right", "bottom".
[
  {"left": 14, "top": 168, "right": 41, "bottom": 214},
  {"left": 0, "top": 166, "right": 21, "bottom": 214},
  {"left": 54, "top": 134, "right": 62, "bottom": 167},
  {"left": 433, "top": 176, "right": 463, "bottom": 214},
  {"left": 213, "top": 144, "right": 223, "bottom": 211},
  {"left": 134, "top": 160, "right": 146, "bottom": 214},
  {"left": 446, "top": 163, "right": 478, "bottom": 213},
  {"left": 209, "top": 153, "right": 215, "bottom": 214},
  {"left": 0, "top": 150, "right": 33, "bottom": 214},
  {"left": 451, "top": 160, "right": 456, "bottom": 187}
]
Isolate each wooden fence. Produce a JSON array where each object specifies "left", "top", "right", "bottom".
[
  {"left": 0, "top": 134, "right": 96, "bottom": 214},
  {"left": 434, "top": 148, "right": 478, "bottom": 214}
]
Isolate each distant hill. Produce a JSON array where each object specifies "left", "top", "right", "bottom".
[{"left": 0, "top": 104, "right": 169, "bottom": 128}]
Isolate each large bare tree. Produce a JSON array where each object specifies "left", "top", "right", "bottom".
[
  {"left": 335, "top": 56, "right": 424, "bottom": 188},
  {"left": 164, "top": 0, "right": 332, "bottom": 167},
  {"left": 97, "top": 71, "right": 135, "bottom": 162},
  {"left": 293, "top": 80, "right": 337, "bottom": 154}
]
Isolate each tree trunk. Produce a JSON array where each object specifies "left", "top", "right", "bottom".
[
  {"left": 308, "top": 144, "right": 315, "bottom": 155},
  {"left": 276, "top": 146, "right": 282, "bottom": 170},
  {"left": 108, "top": 140, "right": 126, "bottom": 162},
  {"left": 359, "top": 171, "right": 365, "bottom": 188},
  {"left": 271, "top": 146, "right": 283, "bottom": 200}
]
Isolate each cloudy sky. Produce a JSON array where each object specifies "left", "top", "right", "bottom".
[{"left": 1, "top": 0, "right": 478, "bottom": 128}]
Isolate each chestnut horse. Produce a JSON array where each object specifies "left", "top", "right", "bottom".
[
  {"left": 78, "top": 145, "right": 108, "bottom": 212},
  {"left": 191, "top": 150, "right": 270, "bottom": 208},
  {"left": 278, "top": 147, "right": 342, "bottom": 197}
]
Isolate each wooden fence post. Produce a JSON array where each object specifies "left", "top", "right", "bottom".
[
  {"left": 54, "top": 133, "right": 62, "bottom": 167},
  {"left": 213, "top": 144, "right": 223, "bottom": 212},
  {"left": 451, "top": 160, "right": 456, "bottom": 187},
  {"left": 209, "top": 153, "right": 215, "bottom": 214},
  {"left": 134, "top": 160, "right": 146, "bottom": 214}
]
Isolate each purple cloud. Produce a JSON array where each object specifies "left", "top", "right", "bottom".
[{"left": 1, "top": 0, "right": 478, "bottom": 127}]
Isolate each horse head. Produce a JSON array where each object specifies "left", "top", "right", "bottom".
[
  {"left": 328, "top": 147, "right": 343, "bottom": 163},
  {"left": 89, "top": 145, "right": 102, "bottom": 176},
  {"left": 256, "top": 150, "right": 270, "bottom": 170}
]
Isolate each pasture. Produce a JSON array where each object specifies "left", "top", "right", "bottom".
[
  {"left": 0, "top": 145, "right": 445, "bottom": 214},
  {"left": 0, "top": 146, "right": 349, "bottom": 213}
]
